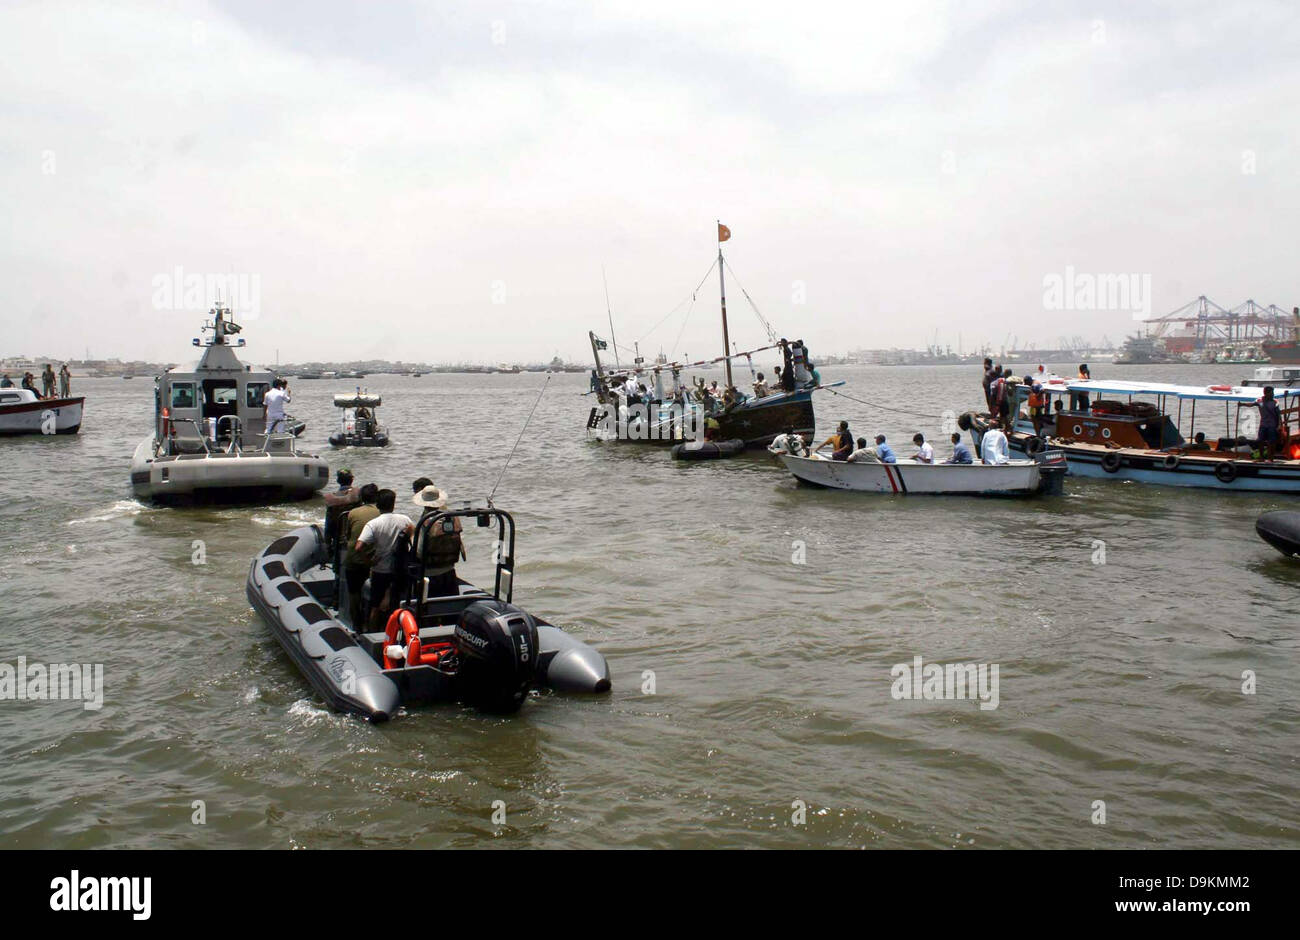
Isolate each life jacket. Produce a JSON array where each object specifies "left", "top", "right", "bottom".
[
  {"left": 1027, "top": 390, "right": 1044, "bottom": 408},
  {"left": 423, "top": 528, "right": 463, "bottom": 570}
]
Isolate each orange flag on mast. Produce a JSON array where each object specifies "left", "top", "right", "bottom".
[{"left": 717, "top": 222, "right": 731, "bottom": 243}]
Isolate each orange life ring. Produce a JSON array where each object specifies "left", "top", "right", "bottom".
[{"left": 382, "top": 608, "right": 420, "bottom": 668}]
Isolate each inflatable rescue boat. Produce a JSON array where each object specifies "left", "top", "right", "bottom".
[{"left": 247, "top": 504, "right": 611, "bottom": 720}]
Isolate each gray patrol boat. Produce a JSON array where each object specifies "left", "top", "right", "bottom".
[{"left": 130, "top": 303, "right": 329, "bottom": 503}]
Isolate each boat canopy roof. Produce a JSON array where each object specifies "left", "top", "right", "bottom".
[
  {"left": 334, "top": 393, "right": 382, "bottom": 408},
  {"left": 1038, "top": 377, "right": 1300, "bottom": 403}
]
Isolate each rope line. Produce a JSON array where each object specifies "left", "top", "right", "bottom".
[
  {"left": 489, "top": 375, "right": 551, "bottom": 501},
  {"left": 818, "top": 385, "right": 947, "bottom": 421}
]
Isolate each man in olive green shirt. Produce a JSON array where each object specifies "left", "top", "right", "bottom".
[{"left": 343, "top": 484, "right": 381, "bottom": 627}]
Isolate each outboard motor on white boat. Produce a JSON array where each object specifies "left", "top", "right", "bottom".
[{"left": 454, "top": 600, "right": 539, "bottom": 712}]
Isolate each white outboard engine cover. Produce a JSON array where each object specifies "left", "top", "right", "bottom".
[{"left": 454, "top": 600, "right": 540, "bottom": 712}]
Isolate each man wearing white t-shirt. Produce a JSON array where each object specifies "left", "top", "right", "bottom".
[
  {"left": 264, "top": 378, "right": 291, "bottom": 432},
  {"left": 912, "top": 433, "right": 935, "bottom": 463},
  {"left": 357, "top": 488, "right": 414, "bottom": 628}
]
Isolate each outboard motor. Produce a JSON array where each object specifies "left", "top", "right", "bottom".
[{"left": 454, "top": 600, "right": 540, "bottom": 712}]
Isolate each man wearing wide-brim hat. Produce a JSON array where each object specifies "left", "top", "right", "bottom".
[{"left": 412, "top": 484, "right": 465, "bottom": 598}]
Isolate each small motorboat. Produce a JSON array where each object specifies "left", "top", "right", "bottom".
[
  {"left": 328, "top": 391, "right": 388, "bottom": 447},
  {"left": 129, "top": 303, "right": 329, "bottom": 504},
  {"left": 0, "top": 387, "right": 85, "bottom": 436},
  {"left": 247, "top": 503, "right": 611, "bottom": 720},
  {"left": 670, "top": 438, "right": 745, "bottom": 460},
  {"left": 1256, "top": 511, "right": 1300, "bottom": 558},
  {"left": 779, "top": 451, "right": 1066, "bottom": 496}
]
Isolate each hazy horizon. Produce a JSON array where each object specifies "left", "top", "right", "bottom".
[{"left": 2, "top": 1, "right": 1297, "bottom": 364}]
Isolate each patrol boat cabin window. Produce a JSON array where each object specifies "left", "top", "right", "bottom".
[
  {"left": 246, "top": 382, "right": 269, "bottom": 408},
  {"left": 171, "top": 382, "right": 197, "bottom": 409}
]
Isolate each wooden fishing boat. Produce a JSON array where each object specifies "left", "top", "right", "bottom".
[{"left": 585, "top": 223, "right": 836, "bottom": 448}]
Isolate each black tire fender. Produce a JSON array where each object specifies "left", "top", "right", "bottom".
[
  {"left": 1101, "top": 452, "right": 1122, "bottom": 473},
  {"left": 1215, "top": 461, "right": 1238, "bottom": 484}
]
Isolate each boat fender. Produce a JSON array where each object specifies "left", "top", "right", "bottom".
[
  {"left": 1208, "top": 384, "right": 1233, "bottom": 393},
  {"left": 1162, "top": 454, "right": 1181, "bottom": 470},
  {"left": 957, "top": 412, "right": 974, "bottom": 432},
  {"left": 1215, "top": 461, "right": 1238, "bottom": 484},
  {"left": 1025, "top": 436, "right": 1045, "bottom": 455},
  {"left": 1101, "top": 452, "right": 1122, "bottom": 473}
]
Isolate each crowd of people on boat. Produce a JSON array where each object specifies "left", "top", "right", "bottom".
[
  {"left": 771, "top": 423, "right": 981, "bottom": 465},
  {"left": 598, "top": 337, "right": 820, "bottom": 418},
  {"left": 322, "top": 470, "right": 466, "bottom": 629},
  {"left": 0, "top": 363, "right": 71, "bottom": 399}
]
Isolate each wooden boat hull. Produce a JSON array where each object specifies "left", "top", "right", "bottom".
[
  {"left": 779, "top": 453, "right": 1051, "bottom": 495},
  {"left": 968, "top": 412, "right": 1300, "bottom": 492}
]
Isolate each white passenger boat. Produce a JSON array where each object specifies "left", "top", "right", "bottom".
[
  {"left": 0, "top": 387, "right": 84, "bottom": 436},
  {"left": 779, "top": 452, "right": 1064, "bottom": 496},
  {"left": 129, "top": 303, "right": 329, "bottom": 504}
]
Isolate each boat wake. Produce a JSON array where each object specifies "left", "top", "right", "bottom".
[{"left": 66, "top": 499, "right": 152, "bottom": 526}]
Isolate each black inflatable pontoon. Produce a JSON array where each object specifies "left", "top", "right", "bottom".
[
  {"left": 1256, "top": 510, "right": 1300, "bottom": 558},
  {"left": 247, "top": 505, "right": 611, "bottom": 721},
  {"left": 670, "top": 438, "right": 746, "bottom": 460}
]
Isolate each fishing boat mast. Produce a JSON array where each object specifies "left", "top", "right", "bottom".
[{"left": 717, "top": 221, "right": 733, "bottom": 391}]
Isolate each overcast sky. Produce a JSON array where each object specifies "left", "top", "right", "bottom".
[{"left": 1, "top": 0, "right": 1296, "bottom": 364}]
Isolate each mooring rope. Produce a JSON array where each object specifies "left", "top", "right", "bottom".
[
  {"left": 817, "top": 385, "right": 948, "bottom": 421},
  {"left": 490, "top": 374, "right": 551, "bottom": 501}
]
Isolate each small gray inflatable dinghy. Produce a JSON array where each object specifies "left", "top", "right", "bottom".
[
  {"left": 247, "top": 505, "right": 611, "bottom": 721},
  {"left": 670, "top": 438, "right": 746, "bottom": 460}
]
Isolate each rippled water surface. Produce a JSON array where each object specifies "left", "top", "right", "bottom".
[{"left": 1, "top": 363, "right": 1297, "bottom": 849}]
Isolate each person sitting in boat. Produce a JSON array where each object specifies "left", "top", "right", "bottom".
[
  {"left": 847, "top": 437, "right": 880, "bottom": 463},
  {"left": 981, "top": 424, "right": 1010, "bottom": 465},
  {"left": 413, "top": 484, "right": 466, "bottom": 597},
  {"left": 873, "top": 434, "right": 897, "bottom": 463},
  {"left": 21, "top": 372, "right": 39, "bottom": 396},
  {"left": 342, "top": 484, "right": 381, "bottom": 627},
  {"left": 1249, "top": 386, "right": 1283, "bottom": 461},
  {"left": 265, "top": 378, "right": 291, "bottom": 433},
  {"left": 945, "top": 432, "right": 974, "bottom": 464},
  {"left": 0, "top": 374, "right": 12, "bottom": 388},
  {"left": 1184, "top": 432, "right": 1211, "bottom": 451},
  {"left": 912, "top": 433, "right": 934, "bottom": 463},
  {"left": 355, "top": 406, "right": 372, "bottom": 436},
  {"left": 356, "top": 489, "right": 415, "bottom": 630},
  {"left": 818, "top": 421, "right": 854, "bottom": 460},
  {"left": 752, "top": 373, "right": 769, "bottom": 398}
]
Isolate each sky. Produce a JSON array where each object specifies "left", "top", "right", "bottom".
[{"left": 0, "top": 0, "right": 1297, "bottom": 365}]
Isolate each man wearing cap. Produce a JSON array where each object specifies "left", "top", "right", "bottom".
[{"left": 412, "top": 484, "right": 466, "bottom": 597}]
